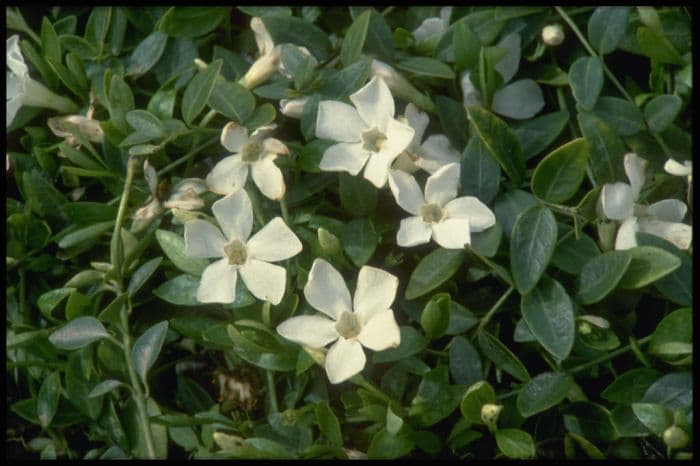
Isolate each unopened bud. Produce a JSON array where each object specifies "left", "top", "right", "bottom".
[
  {"left": 663, "top": 425, "right": 689, "bottom": 449},
  {"left": 480, "top": 403, "right": 503, "bottom": 428},
  {"left": 240, "top": 48, "right": 281, "bottom": 89},
  {"left": 596, "top": 221, "right": 617, "bottom": 252},
  {"left": 542, "top": 24, "right": 565, "bottom": 46},
  {"left": 279, "top": 97, "right": 309, "bottom": 119}
]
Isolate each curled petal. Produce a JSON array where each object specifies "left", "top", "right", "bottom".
[
  {"left": 220, "top": 122, "right": 249, "bottom": 153},
  {"left": 614, "top": 217, "right": 638, "bottom": 250},
  {"left": 404, "top": 102, "right": 429, "bottom": 147}
]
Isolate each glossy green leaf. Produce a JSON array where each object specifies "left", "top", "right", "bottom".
[
  {"left": 40, "top": 18, "right": 61, "bottom": 64},
  {"left": 127, "top": 31, "right": 168, "bottom": 77},
  {"left": 644, "top": 94, "right": 682, "bottom": 133},
  {"left": 650, "top": 308, "right": 691, "bottom": 356},
  {"left": 637, "top": 27, "right": 686, "bottom": 65},
  {"left": 338, "top": 172, "right": 377, "bottom": 217},
  {"left": 577, "top": 250, "right": 632, "bottom": 304},
  {"left": 373, "top": 326, "right": 427, "bottom": 363},
  {"left": 593, "top": 96, "right": 645, "bottom": 136},
  {"left": 495, "top": 429, "right": 535, "bottom": 459},
  {"left": 89, "top": 379, "right": 124, "bottom": 398},
  {"left": 618, "top": 246, "right": 681, "bottom": 289},
  {"left": 125, "top": 109, "right": 165, "bottom": 140},
  {"left": 38, "top": 287, "right": 74, "bottom": 321},
  {"left": 448, "top": 336, "right": 482, "bottom": 387},
  {"left": 641, "top": 372, "right": 692, "bottom": 413},
  {"left": 155, "top": 229, "right": 208, "bottom": 276},
  {"left": 454, "top": 21, "right": 480, "bottom": 70},
  {"left": 181, "top": 59, "right": 222, "bottom": 126},
  {"left": 127, "top": 257, "right": 162, "bottom": 296},
  {"left": 551, "top": 230, "right": 601, "bottom": 275},
  {"left": 340, "top": 10, "right": 370, "bottom": 67},
  {"left": 261, "top": 15, "right": 332, "bottom": 61},
  {"left": 521, "top": 277, "right": 575, "bottom": 360},
  {"left": 209, "top": 80, "right": 256, "bottom": 124},
  {"left": 587, "top": 7, "right": 630, "bottom": 55},
  {"left": 510, "top": 206, "right": 557, "bottom": 294},
  {"left": 152, "top": 274, "right": 199, "bottom": 306},
  {"left": 577, "top": 112, "right": 626, "bottom": 186},
  {"left": 107, "top": 74, "right": 135, "bottom": 134},
  {"left": 562, "top": 402, "right": 619, "bottom": 444},
  {"left": 636, "top": 233, "right": 692, "bottom": 306},
  {"left": 357, "top": 8, "right": 394, "bottom": 62},
  {"left": 132, "top": 321, "right": 169, "bottom": 385},
  {"left": 37, "top": 371, "right": 61, "bottom": 428},
  {"left": 477, "top": 329, "right": 530, "bottom": 382},
  {"left": 531, "top": 138, "right": 588, "bottom": 203},
  {"left": 513, "top": 111, "right": 570, "bottom": 161},
  {"left": 367, "top": 428, "right": 414, "bottom": 459},
  {"left": 460, "top": 381, "right": 496, "bottom": 424},
  {"left": 420, "top": 293, "right": 451, "bottom": 340},
  {"left": 397, "top": 57, "right": 455, "bottom": 80},
  {"left": 631, "top": 403, "right": 673, "bottom": 435},
  {"left": 436, "top": 96, "right": 469, "bottom": 151},
  {"left": 49, "top": 316, "right": 109, "bottom": 350},
  {"left": 517, "top": 372, "right": 574, "bottom": 417},
  {"left": 601, "top": 368, "right": 662, "bottom": 404},
  {"left": 405, "top": 249, "right": 464, "bottom": 300},
  {"left": 569, "top": 57, "right": 603, "bottom": 111},
  {"left": 460, "top": 135, "right": 501, "bottom": 204},
  {"left": 315, "top": 401, "right": 342, "bottom": 448},
  {"left": 493, "top": 189, "right": 538, "bottom": 237},
  {"left": 158, "top": 7, "right": 230, "bottom": 38},
  {"left": 341, "top": 218, "right": 378, "bottom": 267}
]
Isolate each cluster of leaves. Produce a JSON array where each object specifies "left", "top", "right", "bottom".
[{"left": 6, "top": 6, "right": 692, "bottom": 460}]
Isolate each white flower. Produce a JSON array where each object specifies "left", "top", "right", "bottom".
[
  {"left": 412, "top": 7, "right": 452, "bottom": 43},
  {"left": 207, "top": 122, "right": 289, "bottom": 201},
  {"left": 542, "top": 24, "right": 565, "bottom": 47},
  {"left": 599, "top": 153, "right": 691, "bottom": 250},
  {"left": 48, "top": 115, "right": 104, "bottom": 145},
  {"left": 316, "top": 76, "right": 415, "bottom": 188},
  {"left": 276, "top": 258, "right": 400, "bottom": 384},
  {"left": 279, "top": 96, "right": 309, "bottom": 119},
  {"left": 388, "top": 163, "right": 496, "bottom": 249},
  {"left": 664, "top": 158, "right": 692, "bottom": 184},
  {"left": 6, "top": 35, "right": 78, "bottom": 128},
  {"left": 184, "top": 189, "right": 302, "bottom": 305},
  {"left": 460, "top": 71, "right": 482, "bottom": 107},
  {"left": 394, "top": 103, "right": 460, "bottom": 174}
]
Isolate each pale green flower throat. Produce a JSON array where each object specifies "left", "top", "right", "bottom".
[
  {"left": 241, "top": 141, "right": 264, "bottom": 162},
  {"left": 224, "top": 239, "right": 248, "bottom": 265},
  {"left": 362, "top": 127, "right": 387, "bottom": 153},
  {"left": 335, "top": 311, "right": 361, "bottom": 339}
]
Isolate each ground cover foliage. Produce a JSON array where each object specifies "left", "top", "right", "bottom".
[{"left": 5, "top": 6, "right": 693, "bottom": 459}]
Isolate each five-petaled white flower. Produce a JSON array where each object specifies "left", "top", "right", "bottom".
[
  {"left": 599, "top": 153, "right": 692, "bottom": 250},
  {"left": 277, "top": 258, "right": 401, "bottom": 384},
  {"left": 316, "top": 76, "right": 415, "bottom": 188},
  {"left": 184, "top": 189, "right": 302, "bottom": 305},
  {"left": 412, "top": 7, "right": 452, "bottom": 43},
  {"left": 388, "top": 163, "right": 496, "bottom": 249},
  {"left": 207, "top": 122, "right": 289, "bottom": 201},
  {"left": 6, "top": 35, "right": 78, "bottom": 128},
  {"left": 393, "top": 103, "right": 461, "bottom": 174}
]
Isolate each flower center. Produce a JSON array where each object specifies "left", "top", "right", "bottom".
[
  {"left": 362, "top": 127, "right": 387, "bottom": 153},
  {"left": 241, "top": 141, "right": 264, "bottom": 162},
  {"left": 335, "top": 311, "right": 362, "bottom": 339},
  {"left": 421, "top": 203, "right": 444, "bottom": 223},
  {"left": 223, "top": 239, "right": 248, "bottom": 265}
]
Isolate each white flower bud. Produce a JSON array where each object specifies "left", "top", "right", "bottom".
[
  {"left": 279, "top": 97, "right": 309, "bottom": 119},
  {"left": 480, "top": 403, "right": 503, "bottom": 427},
  {"left": 542, "top": 24, "right": 565, "bottom": 46},
  {"left": 663, "top": 425, "right": 689, "bottom": 450},
  {"left": 240, "top": 48, "right": 281, "bottom": 89}
]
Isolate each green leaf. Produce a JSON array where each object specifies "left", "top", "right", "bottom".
[
  {"left": 396, "top": 57, "right": 455, "bottom": 80},
  {"left": 132, "top": 321, "right": 169, "bottom": 386},
  {"left": 373, "top": 326, "right": 427, "bottom": 363},
  {"left": 618, "top": 246, "right": 681, "bottom": 289},
  {"left": 562, "top": 402, "right": 619, "bottom": 444},
  {"left": 108, "top": 74, "right": 135, "bottom": 134},
  {"left": 261, "top": 15, "right": 332, "bottom": 61},
  {"left": 57, "top": 221, "right": 115, "bottom": 249},
  {"left": 85, "top": 7, "right": 112, "bottom": 56},
  {"left": 637, "top": 27, "right": 686, "bottom": 65},
  {"left": 127, "top": 31, "right": 168, "bottom": 77},
  {"left": 513, "top": 111, "right": 569, "bottom": 161},
  {"left": 551, "top": 230, "right": 600, "bottom": 275},
  {"left": 125, "top": 109, "right": 166, "bottom": 139},
  {"left": 155, "top": 229, "right": 208, "bottom": 276},
  {"left": 152, "top": 274, "right": 200, "bottom": 306},
  {"left": 650, "top": 308, "right": 692, "bottom": 355},
  {"left": 587, "top": 7, "right": 630, "bottom": 55},
  {"left": 577, "top": 250, "right": 632, "bottom": 304},
  {"left": 59, "top": 35, "right": 98, "bottom": 60},
  {"left": 341, "top": 218, "right": 378, "bottom": 267},
  {"left": 517, "top": 372, "right": 574, "bottom": 417},
  {"left": 577, "top": 112, "right": 626, "bottom": 186},
  {"left": 521, "top": 277, "right": 575, "bottom": 360},
  {"left": 495, "top": 429, "right": 536, "bottom": 459},
  {"left": 460, "top": 136, "right": 501, "bottom": 205},
  {"left": 477, "top": 329, "right": 530, "bottom": 382},
  {"left": 182, "top": 59, "right": 223, "bottom": 126},
  {"left": 89, "top": 379, "right": 124, "bottom": 398},
  {"left": 315, "top": 402, "right": 342, "bottom": 448},
  {"left": 37, "top": 372, "right": 61, "bottom": 428},
  {"left": 49, "top": 316, "right": 109, "bottom": 350},
  {"left": 38, "top": 287, "right": 74, "bottom": 321},
  {"left": 448, "top": 336, "right": 483, "bottom": 387},
  {"left": 569, "top": 57, "right": 603, "bottom": 111},
  {"left": 41, "top": 18, "right": 62, "bottom": 64},
  {"left": 359, "top": 8, "right": 394, "bottom": 62},
  {"left": 340, "top": 10, "right": 370, "bottom": 67},
  {"left": 209, "top": 80, "right": 256, "bottom": 124},
  {"left": 643, "top": 94, "right": 682, "bottom": 133},
  {"left": 510, "top": 206, "right": 557, "bottom": 294},
  {"left": 420, "top": 293, "right": 451, "bottom": 340},
  {"left": 339, "top": 172, "right": 377, "bottom": 217},
  {"left": 601, "top": 368, "right": 662, "bottom": 404},
  {"left": 467, "top": 105, "right": 525, "bottom": 187},
  {"left": 531, "top": 138, "right": 588, "bottom": 203},
  {"left": 593, "top": 96, "right": 645, "bottom": 136},
  {"left": 631, "top": 403, "right": 673, "bottom": 435},
  {"left": 460, "top": 381, "right": 496, "bottom": 424},
  {"left": 108, "top": 7, "right": 128, "bottom": 55},
  {"left": 127, "top": 257, "right": 162, "bottom": 296},
  {"left": 436, "top": 96, "right": 469, "bottom": 151},
  {"left": 641, "top": 372, "right": 692, "bottom": 413},
  {"left": 636, "top": 233, "right": 692, "bottom": 306},
  {"left": 158, "top": 7, "right": 230, "bottom": 38},
  {"left": 406, "top": 249, "right": 464, "bottom": 300},
  {"left": 454, "top": 21, "right": 481, "bottom": 70},
  {"left": 367, "top": 428, "right": 414, "bottom": 459}
]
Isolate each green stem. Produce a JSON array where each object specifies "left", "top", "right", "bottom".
[
  {"left": 350, "top": 375, "right": 392, "bottom": 404},
  {"left": 478, "top": 286, "right": 515, "bottom": 330},
  {"left": 266, "top": 370, "right": 279, "bottom": 413},
  {"left": 568, "top": 335, "right": 653, "bottom": 375},
  {"left": 156, "top": 135, "right": 219, "bottom": 178},
  {"left": 280, "top": 197, "right": 291, "bottom": 225},
  {"left": 110, "top": 156, "right": 139, "bottom": 288},
  {"left": 261, "top": 301, "right": 271, "bottom": 327}
]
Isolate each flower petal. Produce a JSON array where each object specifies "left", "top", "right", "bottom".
[
  {"left": 247, "top": 217, "right": 302, "bottom": 262},
  {"left": 601, "top": 182, "right": 634, "bottom": 221},
  {"left": 415, "top": 134, "right": 460, "bottom": 174},
  {"left": 206, "top": 154, "right": 249, "bottom": 195},
  {"left": 460, "top": 71, "right": 482, "bottom": 107},
  {"left": 624, "top": 153, "right": 647, "bottom": 201},
  {"left": 388, "top": 169, "right": 425, "bottom": 215},
  {"left": 353, "top": 266, "right": 398, "bottom": 324},
  {"left": 325, "top": 338, "right": 366, "bottom": 384},
  {"left": 220, "top": 122, "right": 249, "bottom": 153},
  {"left": 363, "top": 151, "right": 395, "bottom": 188},
  {"left": 431, "top": 218, "right": 471, "bottom": 249},
  {"left": 251, "top": 157, "right": 285, "bottom": 200},
  {"left": 397, "top": 216, "right": 432, "bottom": 247},
  {"left": 380, "top": 118, "right": 415, "bottom": 161},
  {"left": 6, "top": 94, "right": 23, "bottom": 128},
  {"left": 358, "top": 309, "right": 401, "bottom": 351},
  {"left": 196, "top": 258, "right": 238, "bottom": 304},
  {"left": 404, "top": 102, "right": 429, "bottom": 147},
  {"left": 276, "top": 315, "right": 339, "bottom": 348},
  {"left": 303, "top": 259, "right": 352, "bottom": 320},
  {"left": 664, "top": 158, "right": 692, "bottom": 177},
  {"left": 315, "top": 101, "right": 365, "bottom": 143},
  {"left": 239, "top": 259, "right": 287, "bottom": 305},
  {"left": 350, "top": 76, "right": 395, "bottom": 131},
  {"left": 262, "top": 137, "right": 289, "bottom": 156},
  {"left": 6, "top": 35, "right": 28, "bottom": 77},
  {"left": 646, "top": 199, "right": 687, "bottom": 223},
  {"left": 184, "top": 219, "right": 226, "bottom": 258},
  {"left": 412, "top": 17, "right": 446, "bottom": 43},
  {"left": 637, "top": 219, "right": 692, "bottom": 250},
  {"left": 250, "top": 17, "right": 275, "bottom": 56},
  {"left": 614, "top": 217, "right": 638, "bottom": 250},
  {"left": 425, "top": 162, "right": 460, "bottom": 206},
  {"left": 444, "top": 196, "right": 496, "bottom": 232},
  {"left": 319, "top": 142, "right": 369, "bottom": 175},
  {"left": 212, "top": 190, "right": 254, "bottom": 242}
]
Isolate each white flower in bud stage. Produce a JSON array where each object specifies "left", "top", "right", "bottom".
[
  {"left": 412, "top": 7, "right": 452, "bottom": 43},
  {"left": 6, "top": 35, "right": 78, "bottom": 128},
  {"left": 277, "top": 258, "right": 400, "bottom": 384},
  {"left": 393, "top": 103, "right": 460, "bottom": 174},
  {"left": 664, "top": 158, "right": 692, "bottom": 184},
  {"left": 388, "top": 163, "right": 496, "bottom": 249},
  {"left": 541, "top": 24, "right": 565, "bottom": 46},
  {"left": 599, "top": 153, "right": 692, "bottom": 250},
  {"left": 184, "top": 189, "right": 302, "bottom": 305},
  {"left": 316, "top": 76, "right": 415, "bottom": 188},
  {"left": 279, "top": 96, "right": 309, "bottom": 119},
  {"left": 207, "top": 122, "right": 289, "bottom": 201}
]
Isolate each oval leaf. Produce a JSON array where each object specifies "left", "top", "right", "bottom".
[
  {"left": 155, "top": 229, "right": 208, "bottom": 276},
  {"left": 644, "top": 94, "right": 682, "bottom": 134},
  {"left": 510, "top": 206, "right": 558, "bottom": 294},
  {"left": 517, "top": 372, "right": 574, "bottom": 417},
  {"left": 531, "top": 138, "right": 588, "bottom": 203},
  {"left": 405, "top": 249, "right": 464, "bottom": 300},
  {"left": 618, "top": 246, "right": 681, "bottom": 289},
  {"left": 521, "top": 277, "right": 575, "bottom": 360},
  {"left": 37, "top": 372, "right": 61, "bottom": 428},
  {"left": 49, "top": 316, "right": 109, "bottom": 350},
  {"left": 477, "top": 329, "right": 530, "bottom": 382},
  {"left": 577, "top": 112, "right": 626, "bottom": 186},
  {"left": 132, "top": 321, "right": 169, "bottom": 385},
  {"left": 587, "top": 7, "right": 630, "bottom": 55},
  {"left": 569, "top": 57, "right": 603, "bottom": 111},
  {"left": 182, "top": 59, "right": 223, "bottom": 126},
  {"left": 495, "top": 429, "right": 535, "bottom": 459},
  {"left": 577, "top": 250, "right": 632, "bottom": 304},
  {"left": 209, "top": 80, "right": 256, "bottom": 124}
]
